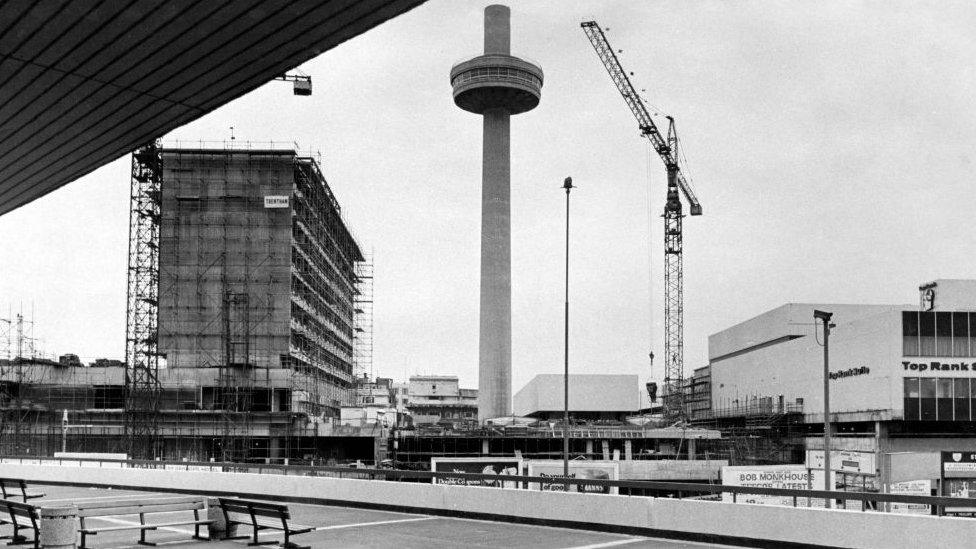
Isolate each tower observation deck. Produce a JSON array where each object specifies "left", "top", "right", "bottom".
[{"left": 450, "top": 5, "right": 543, "bottom": 422}]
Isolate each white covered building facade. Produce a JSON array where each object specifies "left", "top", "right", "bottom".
[{"left": 709, "top": 279, "right": 976, "bottom": 488}]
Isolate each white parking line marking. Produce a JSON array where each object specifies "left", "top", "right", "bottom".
[
  {"left": 254, "top": 516, "right": 437, "bottom": 537},
  {"left": 560, "top": 539, "right": 644, "bottom": 549},
  {"left": 313, "top": 516, "right": 436, "bottom": 531}
]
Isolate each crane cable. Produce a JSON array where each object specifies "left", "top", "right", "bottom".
[{"left": 645, "top": 145, "right": 655, "bottom": 372}]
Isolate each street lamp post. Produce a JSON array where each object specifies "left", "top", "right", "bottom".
[
  {"left": 814, "top": 309, "right": 833, "bottom": 508},
  {"left": 562, "top": 176, "right": 574, "bottom": 478}
]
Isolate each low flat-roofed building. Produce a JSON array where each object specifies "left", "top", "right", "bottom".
[
  {"left": 514, "top": 374, "right": 640, "bottom": 421},
  {"left": 406, "top": 375, "right": 477, "bottom": 426}
]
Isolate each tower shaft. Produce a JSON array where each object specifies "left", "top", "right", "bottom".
[{"left": 479, "top": 108, "right": 512, "bottom": 419}]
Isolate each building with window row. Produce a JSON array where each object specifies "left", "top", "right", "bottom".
[{"left": 707, "top": 279, "right": 976, "bottom": 491}]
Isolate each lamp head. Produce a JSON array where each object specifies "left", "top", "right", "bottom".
[{"left": 562, "top": 176, "right": 574, "bottom": 190}]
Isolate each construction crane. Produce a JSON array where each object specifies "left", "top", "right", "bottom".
[{"left": 581, "top": 21, "right": 703, "bottom": 420}]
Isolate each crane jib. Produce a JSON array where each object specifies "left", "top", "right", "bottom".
[{"left": 581, "top": 21, "right": 702, "bottom": 216}]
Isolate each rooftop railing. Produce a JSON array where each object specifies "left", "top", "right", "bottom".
[{"left": 1, "top": 455, "right": 968, "bottom": 516}]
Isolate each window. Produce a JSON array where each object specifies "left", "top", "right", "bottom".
[
  {"left": 937, "top": 312, "right": 953, "bottom": 356},
  {"left": 904, "top": 377, "right": 920, "bottom": 420},
  {"left": 954, "top": 313, "right": 971, "bottom": 357},
  {"left": 937, "top": 378, "right": 954, "bottom": 420},
  {"left": 920, "top": 378, "right": 937, "bottom": 420},
  {"left": 903, "top": 312, "right": 919, "bottom": 356},
  {"left": 919, "top": 312, "right": 936, "bottom": 356},
  {"left": 954, "top": 379, "right": 970, "bottom": 421},
  {"left": 971, "top": 377, "right": 976, "bottom": 421},
  {"left": 971, "top": 313, "right": 976, "bottom": 357},
  {"left": 904, "top": 377, "right": 976, "bottom": 421},
  {"left": 905, "top": 311, "right": 976, "bottom": 357}
]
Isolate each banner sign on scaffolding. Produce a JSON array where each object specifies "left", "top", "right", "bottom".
[
  {"left": 431, "top": 457, "right": 522, "bottom": 488},
  {"left": 525, "top": 460, "right": 619, "bottom": 494}
]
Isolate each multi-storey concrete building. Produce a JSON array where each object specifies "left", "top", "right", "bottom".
[
  {"left": 0, "top": 146, "right": 370, "bottom": 462},
  {"left": 158, "top": 147, "right": 362, "bottom": 418}
]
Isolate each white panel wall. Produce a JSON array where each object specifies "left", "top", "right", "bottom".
[
  {"left": 708, "top": 304, "right": 902, "bottom": 361},
  {"left": 513, "top": 374, "right": 639, "bottom": 416},
  {"left": 710, "top": 309, "right": 903, "bottom": 421}
]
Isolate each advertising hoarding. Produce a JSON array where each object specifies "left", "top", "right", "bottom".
[
  {"left": 939, "top": 451, "right": 976, "bottom": 512},
  {"left": 430, "top": 457, "right": 522, "bottom": 488},
  {"left": 805, "top": 449, "right": 876, "bottom": 475},
  {"left": 941, "top": 451, "right": 976, "bottom": 477},
  {"left": 888, "top": 479, "right": 931, "bottom": 514},
  {"left": 721, "top": 465, "right": 834, "bottom": 507},
  {"left": 525, "top": 460, "right": 619, "bottom": 494}
]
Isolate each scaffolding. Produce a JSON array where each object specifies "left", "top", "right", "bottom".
[
  {"left": 219, "top": 291, "right": 254, "bottom": 461},
  {"left": 354, "top": 256, "right": 374, "bottom": 379},
  {"left": 125, "top": 142, "right": 163, "bottom": 459}
]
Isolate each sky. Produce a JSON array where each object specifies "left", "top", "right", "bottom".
[{"left": 1, "top": 1, "right": 974, "bottom": 399}]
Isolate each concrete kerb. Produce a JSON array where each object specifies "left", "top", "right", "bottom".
[{"left": 4, "top": 463, "right": 975, "bottom": 549}]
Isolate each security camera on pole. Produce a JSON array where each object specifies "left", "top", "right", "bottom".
[
  {"left": 562, "top": 176, "right": 574, "bottom": 478},
  {"left": 814, "top": 309, "right": 834, "bottom": 508}
]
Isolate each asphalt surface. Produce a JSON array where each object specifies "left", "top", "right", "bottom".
[{"left": 2, "top": 484, "right": 735, "bottom": 548}]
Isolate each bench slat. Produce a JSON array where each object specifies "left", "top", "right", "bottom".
[
  {"left": 1, "top": 501, "right": 38, "bottom": 519},
  {"left": 146, "top": 519, "right": 212, "bottom": 528},
  {"left": 81, "top": 525, "right": 157, "bottom": 533},
  {"left": 78, "top": 501, "right": 204, "bottom": 517},
  {"left": 222, "top": 505, "right": 291, "bottom": 519},
  {"left": 76, "top": 496, "right": 202, "bottom": 510},
  {"left": 249, "top": 517, "right": 313, "bottom": 531}
]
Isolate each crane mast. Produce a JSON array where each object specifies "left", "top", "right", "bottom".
[{"left": 581, "top": 21, "right": 702, "bottom": 420}]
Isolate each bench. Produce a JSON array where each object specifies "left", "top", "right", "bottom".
[
  {"left": 0, "top": 479, "right": 45, "bottom": 503},
  {"left": 76, "top": 495, "right": 211, "bottom": 549},
  {"left": 0, "top": 499, "right": 39, "bottom": 548},
  {"left": 217, "top": 497, "right": 313, "bottom": 549}
]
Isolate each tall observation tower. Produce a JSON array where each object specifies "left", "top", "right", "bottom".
[{"left": 451, "top": 5, "right": 543, "bottom": 421}]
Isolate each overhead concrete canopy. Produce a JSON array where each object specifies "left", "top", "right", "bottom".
[{"left": 0, "top": 0, "right": 424, "bottom": 216}]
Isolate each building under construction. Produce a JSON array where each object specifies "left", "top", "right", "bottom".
[{"left": 0, "top": 144, "right": 377, "bottom": 463}]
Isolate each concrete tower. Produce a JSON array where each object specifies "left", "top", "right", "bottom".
[{"left": 451, "top": 5, "right": 543, "bottom": 421}]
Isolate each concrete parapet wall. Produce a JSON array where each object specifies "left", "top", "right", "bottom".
[{"left": 2, "top": 463, "right": 972, "bottom": 548}]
